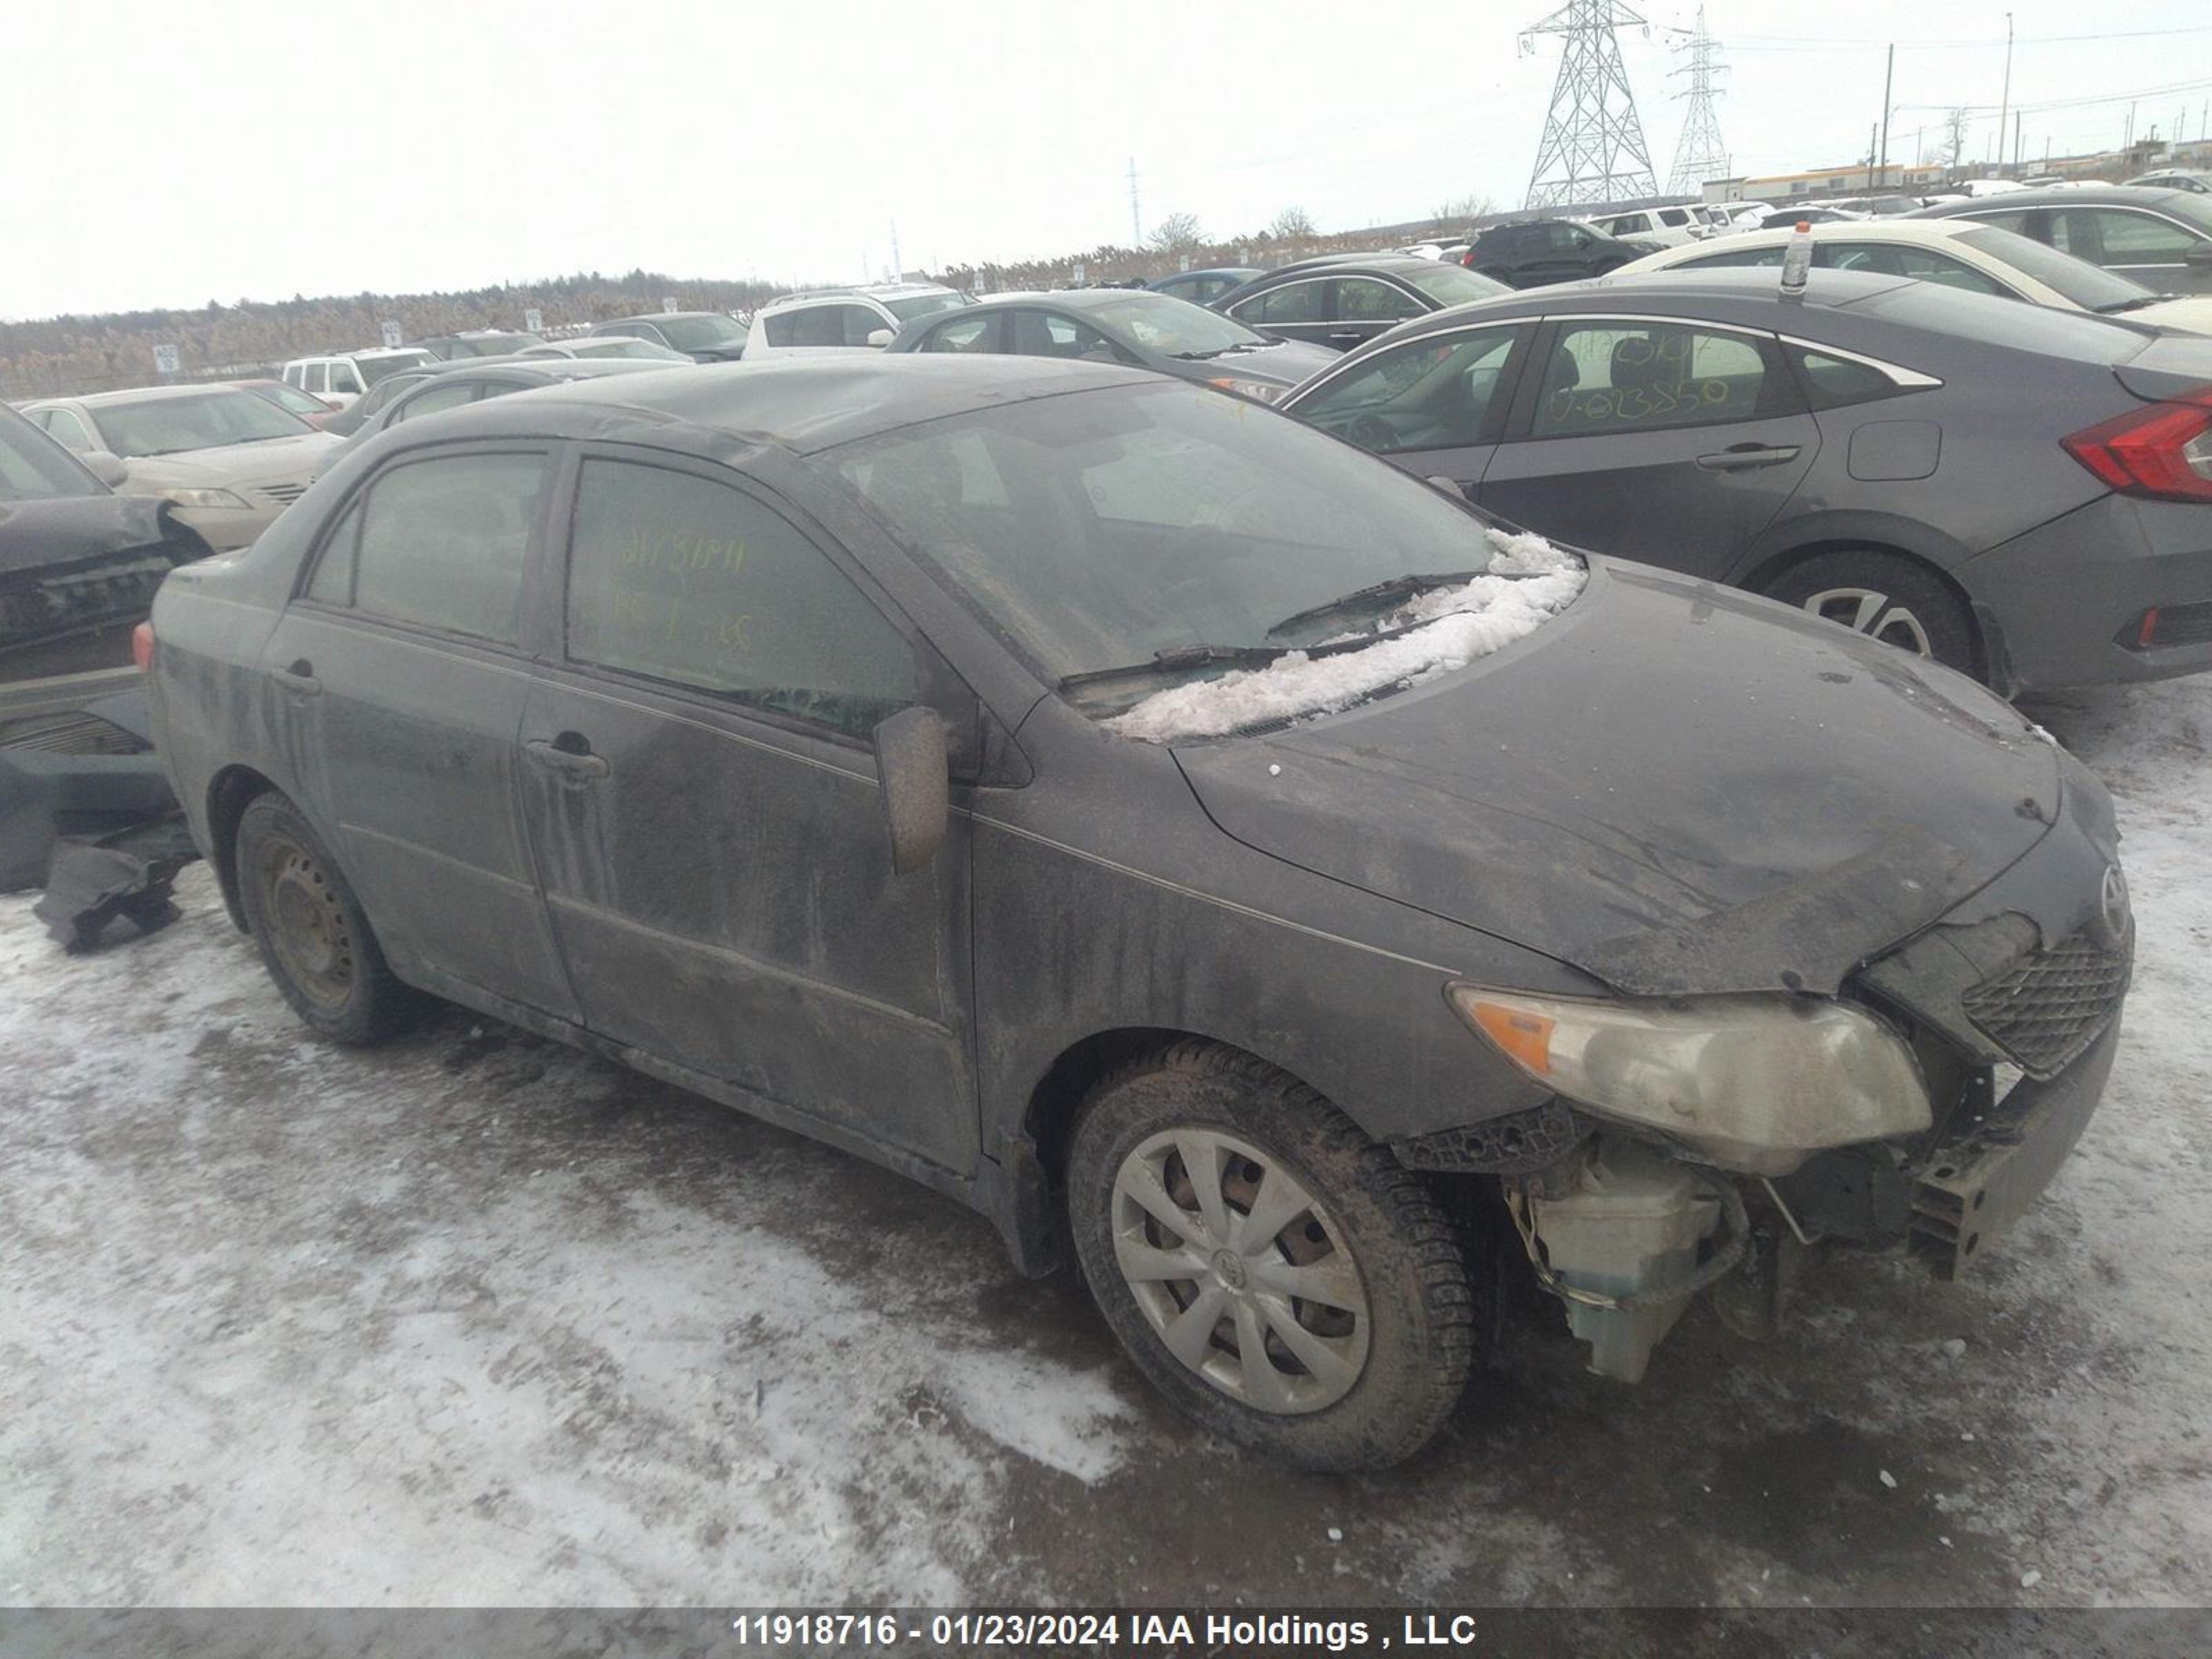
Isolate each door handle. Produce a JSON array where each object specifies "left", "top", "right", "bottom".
[
  {"left": 1696, "top": 443, "right": 1802, "bottom": 471},
  {"left": 271, "top": 659, "right": 321, "bottom": 696},
  {"left": 525, "top": 736, "right": 610, "bottom": 781}
]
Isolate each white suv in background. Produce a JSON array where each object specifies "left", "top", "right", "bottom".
[
  {"left": 742, "top": 283, "right": 972, "bottom": 359},
  {"left": 279, "top": 348, "right": 436, "bottom": 409},
  {"left": 1578, "top": 205, "right": 1709, "bottom": 246}
]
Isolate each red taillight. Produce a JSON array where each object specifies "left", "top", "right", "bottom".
[
  {"left": 131, "top": 621, "right": 156, "bottom": 673},
  {"left": 2062, "top": 386, "right": 2212, "bottom": 503},
  {"left": 1461, "top": 250, "right": 1478, "bottom": 268}
]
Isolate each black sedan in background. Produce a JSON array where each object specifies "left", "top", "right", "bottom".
[
  {"left": 1210, "top": 255, "right": 1508, "bottom": 352},
  {"left": 1279, "top": 266, "right": 2212, "bottom": 691},
  {"left": 888, "top": 288, "right": 1335, "bottom": 402},
  {"left": 1912, "top": 185, "right": 2212, "bottom": 294},
  {"left": 1146, "top": 266, "right": 1262, "bottom": 306},
  {"left": 1459, "top": 218, "right": 1656, "bottom": 287}
]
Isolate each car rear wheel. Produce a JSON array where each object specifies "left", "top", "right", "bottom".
[
  {"left": 1763, "top": 549, "right": 1978, "bottom": 677},
  {"left": 1067, "top": 1042, "right": 1474, "bottom": 1470},
  {"left": 235, "top": 792, "right": 424, "bottom": 1044}
]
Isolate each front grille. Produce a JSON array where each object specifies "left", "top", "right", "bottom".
[
  {"left": 257, "top": 482, "right": 308, "bottom": 506},
  {"left": 1960, "top": 930, "right": 2128, "bottom": 1078}
]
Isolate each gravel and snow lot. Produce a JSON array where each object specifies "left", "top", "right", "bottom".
[{"left": 3, "top": 679, "right": 2209, "bottom": 1609}]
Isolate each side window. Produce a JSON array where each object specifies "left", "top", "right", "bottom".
[
  {"left": 304, "top": 364, "right": 329, "bottom": 395},
  {"left": 1236, "top": 281, "right": 1325, "bottom": 325},
  {"left": 1891, "top": 248, "right": 2009, "bottom": 295},
  {"left": 389, "top": 381, "right": 482, "bottom": 424},
  {"left": 1008, "top": 310, "right": 1120, "bottom": 361},
  {"left": 1295, "top": 326, "right": 1521, "bottom": 454},
  {"left": 332, "top": 364, "right": 365, "bottom": 395},
  {"left": 1962, "top": 208, "right": 2036, "bottom": 238},
  {"left": 1531, "top": 321, "right": 1775, "bottom": 438},
  {"left": 305, "top": 503, "right": 363, "bottom": 605},
  {"left": 1333, "top": 279, "right": 1421, "bottom": 323},
  {"left": 839, "top": 305, "right": 887, "bottom": 346},
  {"left": 2058, "top": 209, "right": 2197, "bottom": 263},
  {"left": 921, "top": 314, "right": 998, "bottom": 353},
  {"left": 1658, "top": 209, "right": 1691, "bottom": 229},
  {"left": 41, "top": 409, "right": 95, "bottom": 451},
  {"left": 340, "top": 453, "right": 546, "bottom": 644},
  {"left": 565, "top": 459, "right": 917, "bottom": 738},
  {"left": 1787, "top": 346, "right": 1904, "bottom": 412},
  {"left": 767, "top": 306, "right": 845, "bottom": 348},
  {"left": 1687, "top": 246, "right": 1785, "bottom": 270},
  {"left": 283, "top": 364, "right": 304, "bottom": 389}
]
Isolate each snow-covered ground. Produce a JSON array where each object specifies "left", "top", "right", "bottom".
[{"left": 1, "top": 677, "right": 2207, "bottom": 1609}]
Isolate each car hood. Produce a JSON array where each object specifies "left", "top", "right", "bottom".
[
  {"left": 1206, "top": 338, "right": 1340, "bottom": 386},
  {"left": 1172, "top": 559, "right": 2064, "bottom": 997},
  {"left": 125, "top": 432, "right": 342, "bottom": 487},
  {"left": 0, "top": 491, "right": 176, "bottom": 579}
]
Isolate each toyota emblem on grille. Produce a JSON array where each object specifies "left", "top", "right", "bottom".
[{"left": 2095, "top": 863, "right": 2131, "bottom": 948}]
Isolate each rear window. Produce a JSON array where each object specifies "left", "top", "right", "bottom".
[{"left": 1851, "top": 278, "right": 2150, "bottom": 362}]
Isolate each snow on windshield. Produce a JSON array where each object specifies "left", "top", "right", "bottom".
[{"left": 1107, "top": 528, "right": 1585, "bottom": 744}]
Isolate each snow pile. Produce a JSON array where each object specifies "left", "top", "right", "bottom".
[{"left": 1106, "top": 527, "right": 1584, "bottom": 744}]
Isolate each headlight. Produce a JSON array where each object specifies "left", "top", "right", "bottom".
[
  {"left": 1208, "top": 376, "right": 1286, "bottom": 404},
  {"left": 1447, "top": 983, "right": 1930, "bottom": 1174},
  {"left": 159, "top": 487, "right": 253, "bottom": 511}
]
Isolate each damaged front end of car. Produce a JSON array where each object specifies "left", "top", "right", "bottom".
[{"left": 1409, "top": 787, "right": 2133, "bottom": 1385}]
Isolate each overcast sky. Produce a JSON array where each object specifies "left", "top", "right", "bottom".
[{"left": 9, "top": 0, "right": 2209, "bottom": 320}]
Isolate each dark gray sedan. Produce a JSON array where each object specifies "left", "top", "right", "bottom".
[
  {"left": 887, "top": 288, "right": 1335, "bottom": 402},
  {"left": 1911, "top": 185, "right": 2212, "bottom": 294},
  {"left": 1210, "top": 255, "right": 1512, "bottom": 352},
  {"left": 1281, "top": 266, "right": 2212, "bottom": 691},
  {"left": 144, "top": 358, "right": 2129, "bottom": 1469}
]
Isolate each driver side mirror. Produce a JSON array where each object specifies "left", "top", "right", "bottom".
[
  {"left": 83, "top": 450, "right": 131, "bottom": 488},
  {"left": 873, "top": 706, "right": 950, "bottom": 875},
  {"left": 867, "top": 328, "right": 897, "bottom": 348}
]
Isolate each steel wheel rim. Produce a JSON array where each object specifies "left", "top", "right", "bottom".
[
  {"left": 1109, "top": 1127, "right": 1369, "bottom": 1415},
  {"left": 256, "top": 834, "right": 354, "bottom": 1010},
  {"left": 1801, "top": 585, "right": 1934, "bottom": 657}
]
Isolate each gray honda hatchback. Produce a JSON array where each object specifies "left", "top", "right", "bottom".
[{"left": 146, "top": 357, "right": 2130, "bottom": 1470}]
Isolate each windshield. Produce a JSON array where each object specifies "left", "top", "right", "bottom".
[
  {"left": 88, "top": 389, "right": 314, "bottom": 458},
  {"left": 831, "top": 380, "right": 1582, "bottom": 711},
  {"left": 0, "top": 406, "right": 103, "bottom": 500},
  {"left": 357, "top": 352, "right": 433, "bottom": 386},
  {"left": 1399, "top": 263, "right": 1511, "bottom": 305},
  {"left": 447, "top": 334, "right": 541, "bottom": 357},
  {"left": 884, "top": 291, "right": 972, "bottom": 322},
  {"left": 1956, "top": 225, "right": 2153, "bottom": 309},
  {"left": 653, "top": 315, "right": 749, "bottom": 349},
  {"left": 1085, "top": 294, "right": 1267, "bottom": 356},
  {"left": 248, "top": 382, "right": 330, "bottom": 417}
]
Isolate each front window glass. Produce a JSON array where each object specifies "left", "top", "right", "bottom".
[
  {"left": 2054, "top": 208, "right": 2199, "bottom": 264},
  {"left": 832, "top": 380, "right": 1572, "bottom": 687},
  {"left": 1334, "top": 278, "right": 1419, "bottom": 321},
  {"left": 1399, "top": 263, "right": 1510, "bottom": 305},
  {"left": 84, "top": 389, "right": 314, "bottom": 458},
  {"left": 389, "top": 381, "right": 483, "bottom": 423},
  {"left": 922, "top": 314, "right": 998, "bottom": 353},
  {"left": 1239, "top": 281, "right": 1325, "bottom": 325},
  {"left": 0, "top": 408, "right": 102, "bottom": 498},
  {"left": 1956, "top": 225, "right": 2148, "bottom": 308},
  {"left": 1295, "top": 327, "right": 1521, "bottom": 454},
  {"left": 1532, "top": 321, "right": 1772, "bottom": 437},
  {"left": 1083, "top": 295, "right": 1266, "bottom": 357},
  {"left": 1009, "top": 310, "right": 1121, "bottom": 360},
  {"left": 883, "top": 291, "right": 970, "bottom": 321},
  {"left": 566, "top": 459, "right": 915, "bottom": 738},
  {"left": 651, "top": 314, "right": 749, "bottom": 350},
  {"left": 343, "top": 453, "right": 545, "bottom": 644}
]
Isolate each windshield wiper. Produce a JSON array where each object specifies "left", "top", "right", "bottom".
[
  {"left": 2092, "top": 294, "right": 2171, "bottom": 312},
  {"left": 1168, "top": 347, "right": 1237, "bottom": 361},
  {"left": 1264, "top": 571, "right": 1477, "bottom": 641},
  {"left": 1060, "top": 641, "right": 1286, "bottom": 692}
]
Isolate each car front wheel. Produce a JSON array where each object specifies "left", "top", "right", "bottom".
[{"left": 1067, "top": 1042, "right": 1474, "bottom": 1471}]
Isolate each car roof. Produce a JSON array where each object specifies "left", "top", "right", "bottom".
[
  {"left": 41, "top": 382, "right": 279, "bottom": 409},
  {"left": 1915, "top": 183, "right": 2195, "bottom": 212},
  {"left": 417, "top": 357, "right": 662, "bottom": 381},
  {"left": 1646, "top": 219, "right": 1979, "bottom": 254},
  {"left": 1368, "top": 265, "right": 1922, "bottom": 341},
  {"left": 456, "top": 355, "right": 1145, "bottom": 455},
  {"left": 957, "top": 288, "right": 1182, "bottom": 314},
  {"left": 1156, "top": 266, "right": 1260, "bottom": 280},
  {"left": 597, "top": 312, "right": 731, "bottom": 325}
]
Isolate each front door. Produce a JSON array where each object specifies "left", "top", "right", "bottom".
[
  {"left": 1285, "top": 320, "right": 1530, "bottom": 496},
  {"left": 516, "top": 449, "right": 979, "bottom": 1172},
  {"left": 261, "top": 444, "right": 580, "bottom": 1017},
  {"left": 1476, "top": 316, "right": 1819, "bottom": 577}
]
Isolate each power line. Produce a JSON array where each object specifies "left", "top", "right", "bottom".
[
  {"left": 1719, "top": 24, "right": 2212, "bottom": 52},
  {"left": 1522, "top": 0, "right": 1658, "bottom": 208},
  {"left": 1665, "top": 6, "right": 1730, "bottom": 196}
]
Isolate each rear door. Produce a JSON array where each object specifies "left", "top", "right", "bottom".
[
  {"left": 1475, "top": 314, "right": 1819, "bottom": 575},
  {"left": 515, "top": 447, "right": 980, "bottom": 1172},
  {"left": 1284, "top": 319, "right": 1532, "bottom": 494},
  {"left": 260, "top": 444, "right": 579, "bottom": 1017},
  {"left": 1224, "top": 276, "right": 1334, "bottom": 348},
  {"left": 1326, "top": 276, "right": 1424, "bottom": 352},
  {"left": 2048, "top": 204, "right": 2212, "bottom": 294}
]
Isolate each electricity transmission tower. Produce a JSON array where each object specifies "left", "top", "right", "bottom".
[
  {"left": 1665, "top": 6, "right": 1730, "bottom": 196},
  {"left": 1521, "top": 0, "right": 1658, "bottom": 208}
]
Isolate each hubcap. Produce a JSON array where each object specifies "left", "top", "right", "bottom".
[
  {"left": 1109, "top": 1129, "right": 1369, "bottom": 1414},
  {"left": 1801, "top": 585, "right": 1933, "bottom": 657},
  {"left": 257, "top": 835, "right": 354, "bottom": 1011}
]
